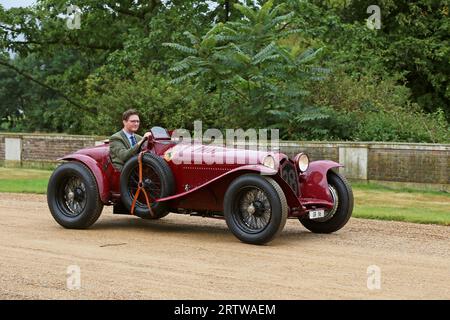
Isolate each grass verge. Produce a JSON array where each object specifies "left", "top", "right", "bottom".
[
  {"left": 0, "top": 167, "right": 51, "bottom": 194},
  {"left": 352, "top": 185, "right": 449, "bottom": 226}
]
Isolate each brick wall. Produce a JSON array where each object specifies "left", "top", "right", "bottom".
[
  {"left": 21, "top": 135, "right": 101, "bottom": 162},
  {"left": 0, "top": 133, "right": 106, "bottom": 165},
  {"left": 368, "top": 144, "right": 450, "bottom": 184}
]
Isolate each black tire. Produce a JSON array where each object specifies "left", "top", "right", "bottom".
[
  {"left": 299, "top": 171, "right": 353, "bottom": 233},
  {"left": 120, "top": 152, "right": 175, "bottom": 219},
  {"left": 224, "top": 174, "right": 288, "bottom": 245},
  {"left": 47, "top": 161, "right": 104, "bottom": 229}
]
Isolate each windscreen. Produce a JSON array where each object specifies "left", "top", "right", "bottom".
[{"left": 150, "top": 126, "right": 171, "bottom": 140}]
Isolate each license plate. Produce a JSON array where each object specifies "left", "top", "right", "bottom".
[{"left": 309, "top": 209, "right": 325, "bottom": 219}]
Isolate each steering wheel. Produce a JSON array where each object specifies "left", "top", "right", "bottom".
[
  {"left": 138, "top": 131, "right": 156, "bottom": 151},
  {"left": 137, "top": 136, "right": 149, "bottom": 152}
]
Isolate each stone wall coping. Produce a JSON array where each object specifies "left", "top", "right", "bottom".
[
  {"left": 233, "top": 141, "right": 450, "bottom": 151},
  {"left": 279, "top": 141, "right": 450, "bottom": 151}
]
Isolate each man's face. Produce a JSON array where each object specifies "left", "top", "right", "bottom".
[{"left": 123, "top": 114, "right": 140, "bottom": 133}]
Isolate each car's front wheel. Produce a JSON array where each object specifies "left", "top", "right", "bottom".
[
  {"left": 224, "top": 174, "right": 288, "bottom": 245},
  {"left": 47, "top": 161, "right": 104, "bottom": 229},
  {"left": 299, "top": 171, "right": 353, "bottom": 233}
]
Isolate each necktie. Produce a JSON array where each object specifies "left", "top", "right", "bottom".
[{"left": 130, "top": 135, "right": 137, "bottom": 146}]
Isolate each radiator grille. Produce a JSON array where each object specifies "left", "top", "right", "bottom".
[{"left": 281, "top": 161, "right": 298, "bottom": 195}]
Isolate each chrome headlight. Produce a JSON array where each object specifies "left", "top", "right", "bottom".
[
  {"left": 262, "top": 155, "right": 276, "bottom": 170},
  {"left": 296, "top": 153, "right": 309, "bottom": 172}
]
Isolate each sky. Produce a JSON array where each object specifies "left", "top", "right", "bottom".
[{"left": 0, "top": 0, "right": 36, "bottom": 9}]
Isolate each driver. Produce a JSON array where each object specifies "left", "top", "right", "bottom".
[{"left": 109, "top": 109, "right": 152, "bottom": 171}]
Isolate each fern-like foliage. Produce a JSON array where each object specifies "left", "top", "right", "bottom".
[
  {"left": 162, "top": 43, "right": 197, "bottom": 55},
  {"left": 164, "top": 0, "right": 327, "bottom": 132}
]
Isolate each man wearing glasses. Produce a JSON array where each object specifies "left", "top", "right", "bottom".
[{"left": 109, "top": 109, "right": 152, "bottom": 171}]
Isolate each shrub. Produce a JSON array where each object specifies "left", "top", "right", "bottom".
[{"left": 355, "top": 107, "right": 449, "bottom": 143}]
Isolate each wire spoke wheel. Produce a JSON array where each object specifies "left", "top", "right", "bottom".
[
  {"left": 60, "top": 176, "right": 87, "bottom": 217},
  {"left": 48, "top": 161, "right": 103, "bottom": 229},
  {"left": 235, "top": 187, "right": 272, "bottom": 233},
  {"left": 224, "top": 174, "right": 288, "bottom": 245},
  {"left": 314, "top": 184, "right": 339, "bottom": 222}
]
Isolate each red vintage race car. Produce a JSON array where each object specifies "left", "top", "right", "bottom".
[{"left": 47, "top": 127, "right": 353, "bottom": 245}]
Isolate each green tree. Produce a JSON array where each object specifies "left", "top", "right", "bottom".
[
  {"left": 326, "top": 0, "right": 450, "bottom": 117},
  {"left": 164, "top": 0, "right": 326, "bottom": 137}
]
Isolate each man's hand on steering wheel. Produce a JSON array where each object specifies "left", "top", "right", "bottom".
[{"left": 137, "top": 131, "right": 152, "bottom": 151}]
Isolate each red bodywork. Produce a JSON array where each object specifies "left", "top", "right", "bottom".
[{"left": 59, "top": 135, "right": 342, "bottom": 218}]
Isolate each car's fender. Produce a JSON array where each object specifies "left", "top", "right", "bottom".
[
  {"left": 58, "top": 154, "right": 111, "bottom": 204},
  {"left": 299, "top": 160, "right": 343, "bottom": 207}
]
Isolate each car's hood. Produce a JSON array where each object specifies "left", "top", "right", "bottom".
[{"left": 164, "top": 143, "right": 286, "bottom": 166}]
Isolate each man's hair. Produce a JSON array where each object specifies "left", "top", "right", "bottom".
[{"left": 122, "top": 109, "right": 139, "bottom": 121}]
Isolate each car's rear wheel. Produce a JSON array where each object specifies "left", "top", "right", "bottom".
[
  {"left": 47, "top": 162, "right": 103, "bottom": 229},
  {"left": 224, "top": 174, "right": 288, "bottom": 245},
  {"left": 299, "top": 171, "right": 353, "bottom": 233},
  {"left": 120, "top": 152, "right": 175, "bottom": 219}
]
